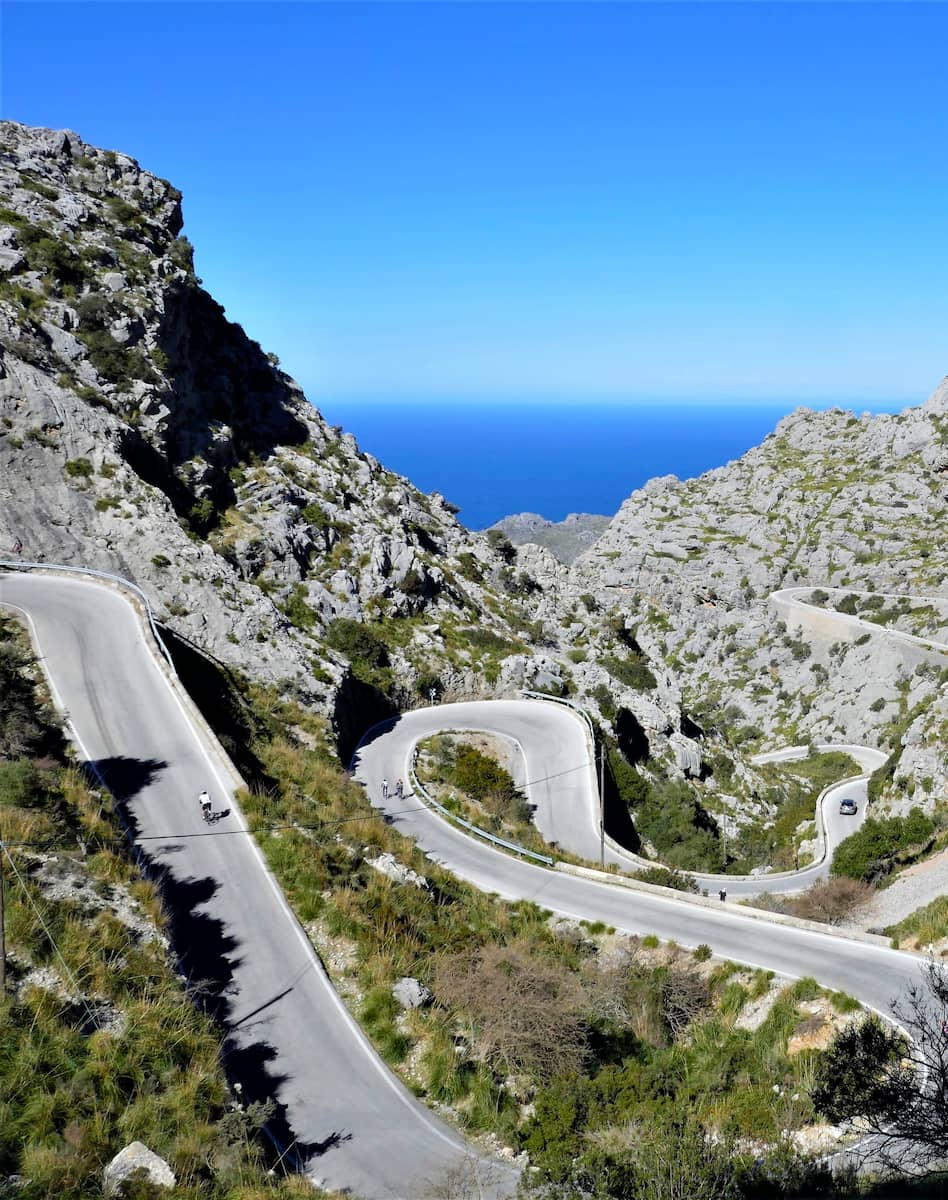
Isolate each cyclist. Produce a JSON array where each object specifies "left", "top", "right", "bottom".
[{"left": 198, "top": 789, "right": 212, "bottom": 821}]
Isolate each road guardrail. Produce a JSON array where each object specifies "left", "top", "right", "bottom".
[
  {"left": 0, "top": 559, "right": 176, "bottom": 673},
  {"left": 408, "top": 746, "right": 554, "bottom": 866}
]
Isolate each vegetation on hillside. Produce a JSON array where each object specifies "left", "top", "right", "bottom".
[
  {"left": 203, "top": 680, "right": 871, "bottom": 1196},
  {"left": 414, "top": 733, "right": 542, "bottom": 850},
  {"left": 0, "top": 615, "right": 312, "bottom": 1198}
]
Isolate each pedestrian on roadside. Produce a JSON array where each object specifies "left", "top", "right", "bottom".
[
  {"left": 719, "top": 888, "right": 727, "bottom": 903},
  {"left": 394, "top": 778, "right": 403, "bottom": 799},
  {"left": 381, "top": 778, "right": 389, "bottom": 799},
  {"left": 12, "top": 537, "right": 22, "bottom": 555}
]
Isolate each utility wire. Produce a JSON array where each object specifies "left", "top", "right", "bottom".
[
  {"left": 1, "top": 843, "right": 102, "bottom": 1029},
  {"left": 0, "top": 803, "right": 433, "bottom": 850},
  {"left": 0, "top": 757, "right": 595, "bottom": 851}
]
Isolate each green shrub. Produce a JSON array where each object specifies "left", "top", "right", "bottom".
[
  {"left": 64, "top": 457, "right": 93, "bottom": 478},
  {"left": 325, "top": 619, "right": 391, "bottom": 692},
  {"left": 590, "top": 684, "right": 616, "bottom": 722},
  {"left": 105, "top": 193, "right": 141, "bottom": 225},
  {"left": 282, "top": 584, "right": 316, "bottom": 631},
  {"left": 832, "top": 807, "right": 935, "bottom": 881},
  {"left": 19, "top": 175, "right": 59, "bottom": 201},
  {"left": 634, "top": 866, "right": 700, "bottom": 894},
  {"left": 485, "top": 528, "right": 516, "bottom": 563},
  {"left": 601, "top": 653, "right": 657, "bottom": 691}
]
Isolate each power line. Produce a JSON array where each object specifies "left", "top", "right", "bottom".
[
  {"left": 0, "top": 757, "right": 596, "bottom": 852},
  {"left": 0, "top": 803, "right": 434, "bottom": 851},
  {"left": 1, "top": 843, "right": 101, "bottom": 1029}
]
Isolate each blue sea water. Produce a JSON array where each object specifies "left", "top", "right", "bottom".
[{"left": 316, "top": 398, "right": 911, "bottom": 531}]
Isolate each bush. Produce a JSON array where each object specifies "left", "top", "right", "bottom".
[
  {"left": 634, "top": 866, "right": 700, "bottom": 894},
  {"left": 452, "top": 743, "right": 517, "bottom": 805},
  {"left": 187, "top": 495, "right": 218, "bottom": 534},
  {"left": 832, "top": 808, "right": 935, "bottom": 882},
  {"left": 433, "top": 940, "right": 588, "bottom": 1081},
  {"left": 485, "top": 528, "right": 516, "bottom": 563},
  {"left": 64, "top": 457, "right": 93, "bottom": 478},
  {"left": 787, "top": 876, "right": 873, "bottom": 924},
  {"left": 326, "top": 618, "right": 389, "bottom": 673},
  {"left": 812, "top": 1015, "right": 907, "bottom": 1123},
  {"left": 601, "top": 654, "right": 657, "bottom": 691},
  {"left": 630, "top": 778, "right": 721, "bottom": 872},
  {"left": 283, "top": 584, "right": 316, "bottom": 631}
]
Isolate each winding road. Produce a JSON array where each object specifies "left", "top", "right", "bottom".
[{"left": 0, "top": 567, "right": 939, "bottom": 1198}]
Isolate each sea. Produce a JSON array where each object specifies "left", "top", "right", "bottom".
[{"left": 316, "top": 397, "right": 911, "bottom": 532}]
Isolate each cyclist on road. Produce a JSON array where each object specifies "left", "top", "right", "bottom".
[{"left": 198, "top": 789, "right": 212, "bottom": 821}]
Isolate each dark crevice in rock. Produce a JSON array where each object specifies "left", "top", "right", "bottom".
[
  {"left": 615, "top": 708, "right": 650, "bottom": 766},
  {"left": 680, "top": 711, "right": 704, "bottom": 740}
]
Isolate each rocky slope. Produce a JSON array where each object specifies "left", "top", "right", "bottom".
[
  {"left": 567, "top": 387, "right": 948, "bottom": 817},
  {"left": 489, "top": 511, "right": 610, "bottom": 563},
  {"left": 4, "top": 119, "right": 941, "bottom": 866},
  {"left": 0, "top": 121, "right": 707, "bottom": 773},
  {"left": 0, "top": 121, "right": 592, "bottom": 743}
]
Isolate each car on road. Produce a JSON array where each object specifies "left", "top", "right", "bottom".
[{"left": 839, "top": 797, "right": 858, "bottom": 816}]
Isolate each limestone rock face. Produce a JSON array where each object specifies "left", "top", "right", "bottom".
[
  {"left": 4, "top": 118, "right": 943, "bottom": 843},
  {"left": 103, "top": 1142, "right": 175, "bottom": 1196},
  {"left": 568, "top": 382, "right": 948, "bottom": 814},
  {"left": 0, "top": 120, "right": 547, "bottom": 731}
]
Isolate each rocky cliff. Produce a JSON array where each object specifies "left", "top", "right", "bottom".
[
  {"left": 0, "top": 120, "right": 587, "bottom": 746},
  {"left": 4, "top": 119, "right": 942, "bottom": 864},
  {"left": 567, "top": 387, "right": 948, "bottom": 816}
]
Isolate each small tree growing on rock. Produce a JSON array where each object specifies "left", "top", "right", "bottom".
[{"left": 811, "top": 958, "right": 948, "bottom": 1174}]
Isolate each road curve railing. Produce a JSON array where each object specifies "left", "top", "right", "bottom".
[
  {"left": 773, "top": 586, "right": 948, "bottom": 659},
  {"left": 0, "top": 558, "right": 176, "bottom": 673},
  {"left": 407, "top": 744, "right": 554, "bottom": 866}
]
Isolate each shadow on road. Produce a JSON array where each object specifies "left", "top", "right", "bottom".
[
  {"left": 91, "top": 755, "right": 333, "bottom": 1173},
  {"left": 347, "top": 712, "right": 402, "bottom": 774},
  {"left": 86, "top": 754, "right": 167, "bottom": 806}
]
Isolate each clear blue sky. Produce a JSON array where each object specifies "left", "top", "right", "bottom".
[{"left": 3, "top": 2, "right": 946, "bottom": 406}]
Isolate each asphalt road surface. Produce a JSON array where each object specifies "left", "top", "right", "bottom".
[
  {"left": 0, "top": 571, "right": 507, "bottom": 1200},
  {"left": 387, "top": 700, "right": 884, "bottom": 897},
  {"left": 353, "top": 701, "right": 925, "bottom": 1021},
  {"left": 1, "top": 568, "right": 932, "bottom": 1197}
]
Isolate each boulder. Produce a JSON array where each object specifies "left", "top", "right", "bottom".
[
  {"left": 392, "top": 976, "right": 432, "bottom": 1010},
  {"left": 103, "top": 1142, "right": 175, "bottom": 1196}
]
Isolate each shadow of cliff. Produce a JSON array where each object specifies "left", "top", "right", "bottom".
[
  {"left": 157, "top": 626, "right": 278, "bottom": 792},
  {"left": 157, "top": 280, "right": 310, "bottom": 468},
  {"left": 335, "top": 676, "right": 399, "bottom": 767},
  {"left": 87, "top": 753, "right": 337, "bottom": 1172}
]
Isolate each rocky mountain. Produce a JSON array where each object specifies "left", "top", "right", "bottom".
[
  {"left": 566, "top": 388, "right": 948, "bottom": 817},
  {"left": 0, "top": 120, "right": 578, "bottom": 745},
  {"left": 0, "top": 120, "right": 703, "bottom": 775},
  {"left": 489, "top": 511, "right": 610, "bottom": 563},
  {"left": 3, "top": 118, "right": 942, "bottom": 871}
]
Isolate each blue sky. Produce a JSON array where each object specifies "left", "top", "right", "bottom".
[{"left": 2, "top": 2, "right": 946, "bottom": 405}]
